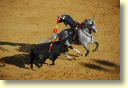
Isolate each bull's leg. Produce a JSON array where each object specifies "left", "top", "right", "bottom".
[
  {"left": 93, "top": 41, "right": 99, "bottom": 52},
  {"left": 41, "top": 57, "right": 47, "bottom": 64},
  {"left": 37, "top": 56, "right": 47, "bottom": 68},
  {"left": 51, "top": 59, "right": 55, "bottom": 65},
  {"left": 51, "top": 54, "right": 58, "bottom": 65},
  {"left": 0, "top": 59, "right": 5, "bottom": 67},
  {"left": 30, "top": 51, "right": 35, "bottom": 69},
  {"left": 30, "top": 56, "right": 34, "bottom": 69}
]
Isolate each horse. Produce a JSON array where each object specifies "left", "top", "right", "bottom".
[
  {"left": 77, "top": 19, "right": 99, "bottom": 56},
  {"left": 58, "top": 19, "right": 99, "bottom": 56}
]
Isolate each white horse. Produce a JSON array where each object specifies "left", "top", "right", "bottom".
[{"left": 77, "top": 19, "right": 99, "bottom": 56}]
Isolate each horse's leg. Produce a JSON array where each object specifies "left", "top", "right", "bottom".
[
  {"left": 83, "top": 44, "right": 89, "bottom": 56},
  {"left": 68, "top": 45, "right": 83, "bottom": 57},
  {"left": 93, "top": 41, "right": 99, "bottom": 52},
  {"left": 65, "top": 36, "right": 82, "bottom": 56},
  {"left": 73, "top": 48, "right": 83, "bottom": 56},
  {"left": 69, "top": 45, "right": 82, "bottom": 55},
  {"left": 64, "top": 52, "right": 73, "bottom": 60},
  {"left": 64, "top": 40, "right": 75, "bottom": 59}
]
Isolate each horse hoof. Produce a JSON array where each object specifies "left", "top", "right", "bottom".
[
  {"left": 81, "top": 54, "right": 85, "bottom": 56},
  {"left": 93, "top": 49, "right": 98, "bottom": 52},
  {"left": 77, "top": 53, "right": 79, "bottom": 55},
  {"left": 72, "top": 57, "right": 76, "bottom": 60},
  {"left": 77, "top": 53, "right": 81, "bottom": 56},
  {"left": 68, "top": 58, "right": 73, "bottom": 60},
  {"left": 85, "top": 53, "right": 88, "bottom": 56},
  {"left": 50, "top": 63, "right": 55, "bottom": 65},
  {"left": 93, "top": 50, "right": 96, "bottom": 52}
]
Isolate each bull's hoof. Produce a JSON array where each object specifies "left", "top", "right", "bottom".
[
  {"left": 37, "top": 63, "right": 42, "bottom": 68},
  {"left": 0, "top": 63, "right": 5, "bottom": 67},
  {"left": 3, "top": 64, "right": 5, "bottom": 66},
  {"left": 30, "top": 66, "right": 35, "bottom": 70},
  {"left": 30, "top": 68, "right": 36, "bottom": 71},
  {"left": 30, "top": 68, "right": 33, "bottom": 70}
]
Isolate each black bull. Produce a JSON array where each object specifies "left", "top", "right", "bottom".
[{"left": 30, "top": 39, "right": 69, "bottom": 69}]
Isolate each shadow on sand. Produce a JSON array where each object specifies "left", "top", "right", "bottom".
[
  {"left": 0, "top": 41, "right": 34, "bottom": 53},
  {"left": 0, "top": 54, "right": 30, "bottom": 68},
  {"left": 79, "top": 59, "right": 120, "bottom": 72},
  {"left": 80, "top": 63, "right": 109, "bottom": 71},
  {"left": 0, "top": 41, "right": 36, "bottom": 68}
]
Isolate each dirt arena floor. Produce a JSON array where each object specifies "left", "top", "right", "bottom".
[{"left": 0, "top": 0, "right": 120, "bottom": 80}]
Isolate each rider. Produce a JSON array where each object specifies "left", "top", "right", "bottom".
[
  {"left": 57, "top": 14, "right": 83, "bottom": 57},
  {"left": 57, "top": 14, "right": 80, "bottom": 44},
  {"left": 49, "top": 14, "right": 80, "bottom": 52},
  {"left": 57, "top": 14, "right": 75, "bottom": 28}
]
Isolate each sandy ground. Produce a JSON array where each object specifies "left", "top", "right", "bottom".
[{"left": 0, "top": 0, "right": 120, "bottom": 80}]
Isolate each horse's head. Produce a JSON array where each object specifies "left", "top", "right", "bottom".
[{"left": 82, "top": 19, "right": 97, "bottom": 33}]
